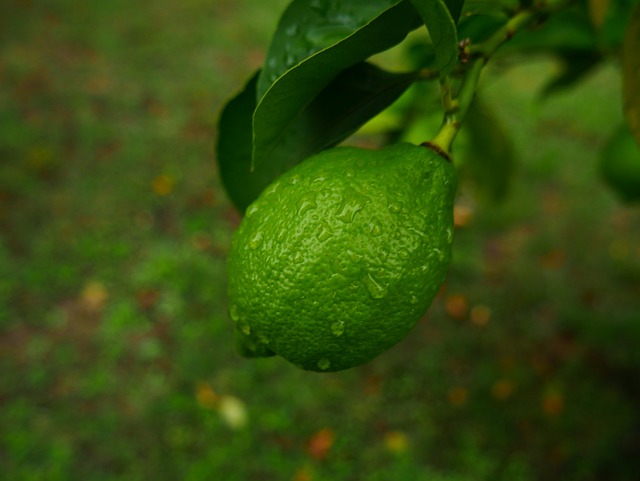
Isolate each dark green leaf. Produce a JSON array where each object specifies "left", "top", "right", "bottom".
[
  {"left": 503, "top": 6, "right": 598, "bottom": 54},
  {"left": 218, "top": 64, "right": 419, "bottom": 212},
  {"left": 540, "top": 50, "right": 602, "bottom": 98},
  {"left": 444, "top": 0, "right": 465, "bottom": 22},
  {"left": 599, "top": 124, "right": 640, "bottom": 203},
  {"left": 253, "top": 0, "right": 422, "bottom": 168},
  {"left": 458, "top": 96, "right": 515, "bottom": 202},
  {"left": 409, "top": 0, "right": 459, "bottom": 78},
  {"left": 457, "top": 13, "right": 507, "bottom": 43},
  {"left": 623, "top": 1, "right": 640, "bottom": 147},
  {"left": 592, "top": 0, "right": 640, "bottom": 49},
  {"left": 217, "top": 73, "right": 285, "bottom": 213},
  {"left": 462, "top": 0, "right": 518, "bottom": 16}
]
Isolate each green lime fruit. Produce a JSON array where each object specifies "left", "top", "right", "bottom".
[
  {"left": 599, "top": 125, "right": 640, "bottom": 203},
  {"left": 227, "top": 143, "right": 456, "bottom": 372}
]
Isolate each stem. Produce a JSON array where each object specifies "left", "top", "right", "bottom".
[{"left": 428, "top": 0, "right": 573, "bottom": 158}]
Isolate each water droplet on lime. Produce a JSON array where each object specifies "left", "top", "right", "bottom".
[
  {"left": 363, "top": 272, "right": 388, "bottom": 299},
  {"left": 446, "top": 227, "right": 454, "bottom": 244},
  {"left": 297, "top": 192, "right": 317, "bottom": 215},
  {"left": 246, "top": 204, "right": 259, "bottom": 218},
  {"left": 431, "top": 248, "right": 445, "bottom": 262},
  {"left": 336, "top": 201, "right": 363, "bottom": 223},
  {"left": 331, "top": 320, "right": 345, "bottom": 336},
  {"left": 249, "top": 231, "right": 263, "bottom": 249},
  {"left": 347, "top": 249, "right": 363, "bottom": 263},
  {"left": 388, "top": 202, "right": 402, "bottom": 214},
  {"left": 410, "top": 295, "right": 419, "bottom": 305},
  {"left": 369, "top": 222, "right": 382, "bottom": 237},
  {"left": 316, "top": 221, "right": 334, "bottom": 242},
  {"left": 239, "top": 321, "right": 251, "bottom": 335},
  {"left": 317, "top": 358, "right": 331, "bottom": 370},
  {"left": 265, "top": 182, "right": 280, "bottom": 196},
  {"left": 229, "top": 304, "right": 240, "bottom": 321}
]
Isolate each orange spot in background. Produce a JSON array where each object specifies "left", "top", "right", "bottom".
[
  {"left": 448, "top": 387, "right": 468, "bottom": 406},
  {"left": 81, "top": 281, "right": 108, "bottom": 312},
  {"left": 470, "top": 304, "right": 491, "bottom": 326},
  {"left": 384, "top": 431, "right": 409, "bottom": 453},
  {"left": 292, "top": 467, "right": 314, "bottom": 481},
  {"left": 454, "top": 204, "right": 473, "bottom": 227},
  {"left": 539, "top": 249, "right": 566, "bottom": 269},
  {"left": 491, "top": 379, "right": 514, "bottom": 400},
  {"left": 152, "top": 174, "right": 175, "bottom": 196},
  {"left": 306, "top": 428, "right": 335, "bottom": 460},
  {"left": 445, "top": 294, "right": 468, "bottom": 320},
  {"left": 195, "top": 382, "right": 218, "bottom": 410},
  {"left": 543, "top": 391, "right": 564, "bottom": 416}
]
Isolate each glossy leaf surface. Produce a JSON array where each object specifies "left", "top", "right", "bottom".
[
  {"left": 409, "top": 0, "right": 459, "bottom": 78},
  {"left": 253, "top": 0, "right": 422, "bottom": 168}
]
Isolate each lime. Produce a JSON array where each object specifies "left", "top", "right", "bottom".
[{"left": 227, "top": 143, "right": 456, "bottom": 372}]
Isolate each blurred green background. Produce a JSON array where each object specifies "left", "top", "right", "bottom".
[{"left": 1, "top": 1, "right": 639, "bottom": 480}]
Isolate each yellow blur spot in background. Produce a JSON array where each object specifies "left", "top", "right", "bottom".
[
  {"left": 448, "top": 387, "right": 468, "bottom": 406},
  {"left": 81, "top": 280, "right": 108, "bottom": 312},
  {"left": 543, "top": 390, "right": 565, "bottom": 417},
  {"left": 470, "top": 304, "right": 491, "bottom": 326},
  {"left": 152, "top": 174, "right": 175, "bottom": 196},
  {"left": 195, "top": 382, "right": 248, "bottom": 429},
  {"left": 384, "top": 431, "right": 409, "bottom": 453},
  {"left": 491, "top": 379, "right": 514, "bottom": 400}
]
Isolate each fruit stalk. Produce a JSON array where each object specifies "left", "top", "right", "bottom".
[{"left": 429, "top": 0, "right": 575, "bottom": 157}]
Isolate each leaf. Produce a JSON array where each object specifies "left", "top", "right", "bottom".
[
  {"left": 458, "top": 96, "right": 515, "bottom": 202},
  {"left": 444, "top": 0, "right": 465, "bottom": 22},
  {"left": 409, "top": 0, "right": 459, "bottom": 78},
  {"left": 623, "top": 1, "right": 640, "bottom": 147},
  {"left": 217, "top": 73, "right": 280, "bottom": 213},
  {"left": 457, "top": 13, "right": 507, "bottom": 43},
  {"left": 503, "top": 6, "right": 598, "bottom": 53},
  {"left": 540, "top": 50, "right": 602, "bottom": 98},
  {"left": 253, "top": 0, "right": 422, "bottom": 168},
  {"left": 218, "top": 65, "right": 419, "bottom": 212}
]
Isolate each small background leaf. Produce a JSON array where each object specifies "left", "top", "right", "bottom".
[
  {"left": 409, "top": 0, "right": 459, "bottom": 78},
  {"left": 588, "top": 0, "right": 612, "bottom": 30},
  {"left": 623, "top": 1, "right": 640, "bottom": 147},
  {"left": 457, "top": 96, "right": 515, "bottom": 202},
  {"left": 253, "top": 0, "right": 422, "bottom": 168},
  {"left": 218, "top": 64, "right": 418, "bottom": 212}
]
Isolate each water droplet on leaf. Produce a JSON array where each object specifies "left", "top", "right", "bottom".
[{"left": 285, "top": 24, "right": 299, "bottom": 36}]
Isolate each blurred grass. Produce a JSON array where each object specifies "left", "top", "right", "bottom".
[{"left": 1, "top": 1, "right": 640, "bottom": 481}]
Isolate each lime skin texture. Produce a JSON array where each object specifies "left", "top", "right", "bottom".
[{"left": 227, "top": 143, "right": 456, "bottom": 372}]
